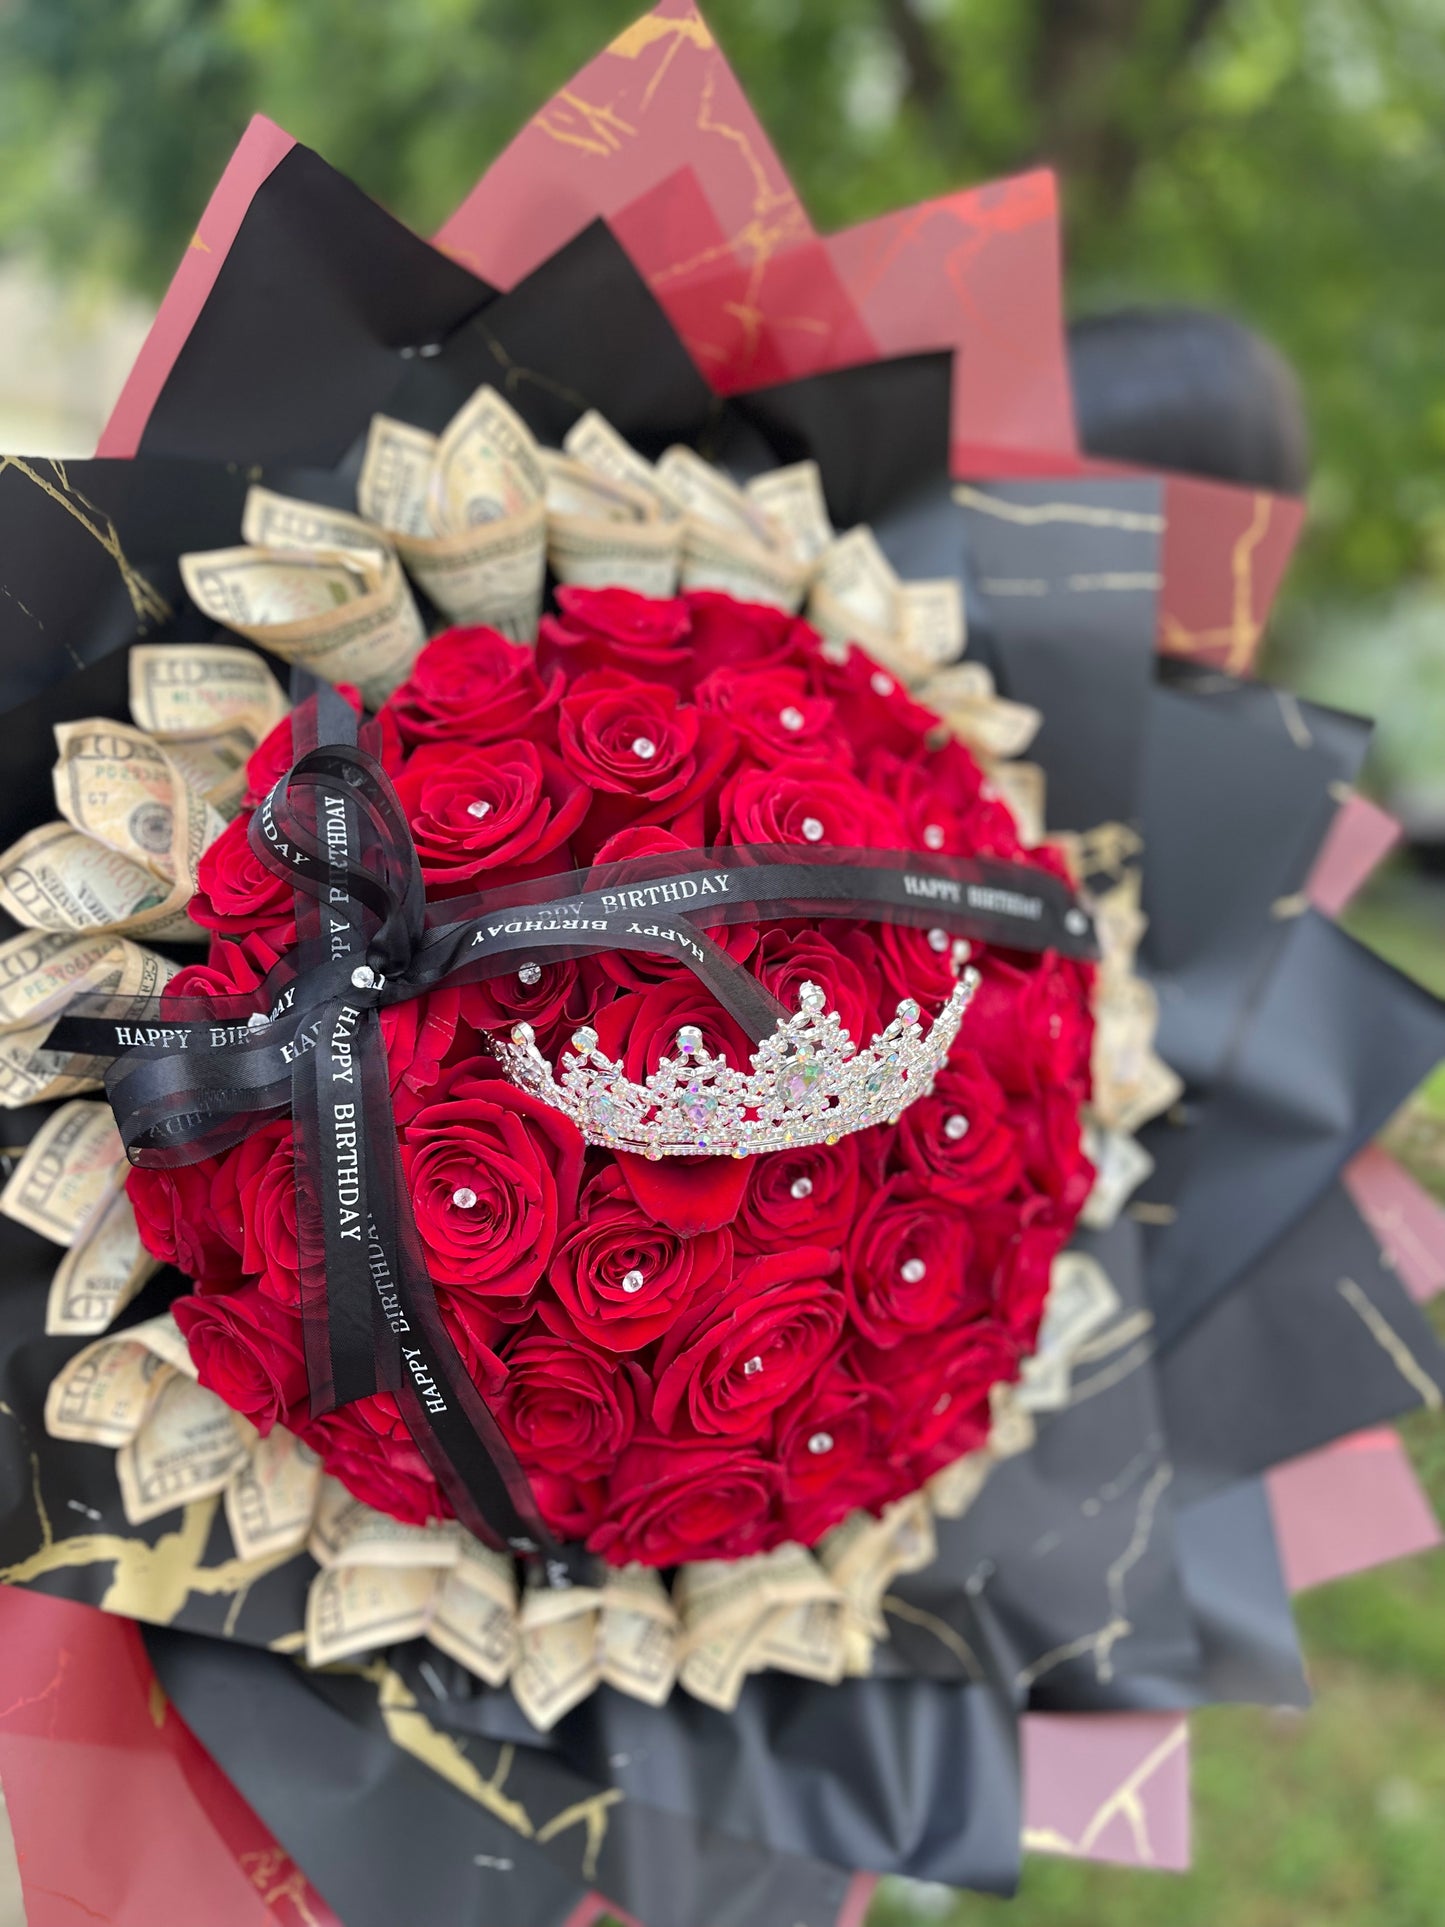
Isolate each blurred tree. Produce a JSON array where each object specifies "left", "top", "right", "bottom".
[{"left": 2, "top": 0, "right": 1443, "bottom": 604}]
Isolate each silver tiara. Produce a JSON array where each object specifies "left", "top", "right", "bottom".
[{"left": 494, "top": 969, "right": 980, "bottom": 1158}]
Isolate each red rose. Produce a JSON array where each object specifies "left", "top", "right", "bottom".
[
  {"left": 978, "top": 1198, "right": 1075, "bottom": 1346},
  {"left": 694, "top": 663, "right": 851, "bottom": 768},
  {"left": 867, "top": 740, "right": 1024, "bottom": 863},
  {"left": 968, "top": 953, "right": 1094, "bottom": 1095},
  {"left": 856, "top": 1318, "right": 1018, "bottom": 1470},
  {"left": 774, "top": 1357, "right": 899, "bottom": 1545},
  {"left": 497, "top": 1314, "right": 647, "bottom": 1476},
  {"left": 398, "top": 1061, "right": 584, "bottom": 1316},
  {"left": 557, "top": 669, "right": 734, "bottom": 841},
  {"left": 753, "top": 924, "right": 880, "bottom": 1044},
  {"left": 173, "top": 1285, "right": 309, "bottom": 1433},
  {"left": 386, "top": 626, "right": 563, "bottom": 750},
  {"left": 719, "top": 758, "right": 905, "bottom": 851},
  {"left": 734, "top": 1134, "right": 863, "bottom": 1257},
  {"left": 383, "top": 985, "right": 463, "bottom": 1103},
  {"left": 799, "top": 636, "right": 941, "bottom": 759},
  {"left": 589, "top": 1433, "right": 780, "bottom": 1566},
  {"left": 455, "top": 958, "right": 588, "bottom": 1060},
  {"left": 843, "top": 1174, "right": 982, "bottom": 1347},
  {"left": 896, "top": 1051, "right": 1023, "bottom": 1207},
  {"left": 128, "top": 1160, "right": 241, "bottom": 1287},
  {"left": 189, "top": 813, "right": 295, "bottom": 939},
  {"left": 529, "top": 1467, "right": 608, "bottom": 1542},
  {"left": 684, "top": 590, "right": 811, "bottom": 676},
  {"left": 209, "top": 1119, "right": 300, "bottom": 1305},
  {"left": 164, "top": 930, "right": 285, "bottom": 1006},
  {"left": 392, "top": 739, "right": 590, "bottom": 888},
  {"left": 871, "top": 918, "right": 965, "bottom": 1017},
  {"left": 437, "top": 1292, "right": 509, "bottom": 1390},
  {"left": 651, "top": 1247, "right": 844, "bottom": 1439},
  {"left": 538, "top": 586, "right": 694, "bottom": 691},
  {"left": 544, "top": 1167, "right": 731, "bottom": 1352},
  {"left": 1010, "top": 1083, "right": 1095, "bottom": 1215},
  {"left": 299, "top": 1396, "right": 447, "bottom": 1526}
]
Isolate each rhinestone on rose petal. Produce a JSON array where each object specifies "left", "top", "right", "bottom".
[
  {"left": 350, "top": 965, "right": 377, "bottom": 991},
  {"left": 517, "top": 962, "right": 542, "bottom": 986},
  {"left": 466, "top": 800, "right": 492, "bottom": 820},
  {"left": 778, "top": 705, "right": 806, "bottom": 732},
  {"left": 742, "top": 1356, "right": 763, "bottom": 1377},
  {"left": 801, "top": 816, "right": 825, "bottom": 843},
  {"left": 452, "top": 1187, "right": 478, "bottom": 1210},
  {"left": 944, "top": 1113, "right": 970, "bottom": 1142},
  {"left": 571, "top": 1027, "right": 598, "bottom": 1054},
  {"left": 928, "top": 927, "right": 949, "bottom": 953},
  {"left": 807, "top": 1431, "right": 835, "bottom": 1455},
  {"left": 247, "top": 1011, "right": 269, "bottom": 1031},
  {"left": 789, "top": 1175, "right": 814, "bottom": 1200},
  {"left": 1065, "top": 908, "right": 1089, "bottom": 936},
  {"left": 631, "top": 736, "right": 657, "bottom": 761},
  {"left": 677, "top": 1024, "right": 704, "bottom": 1054},
  {"left": 900, "top": 1257, "right": 927, "bottom": 1284},
  {"left": 922, "top": 823, "right": 945, "bottom": 851},
  {"left": 870, "top": 671, "right": 894, "bottom": 696},
  {"left": 621, "top": 1269, "right": 645, "bottom": 1294},
  {"left": 932, "top": 1392, "right": 952, "bottom": 1416}
]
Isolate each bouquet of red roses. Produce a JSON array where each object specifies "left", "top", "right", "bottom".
[{"left": 1, "top": 8, "right": 1443, "bottom": 1924}]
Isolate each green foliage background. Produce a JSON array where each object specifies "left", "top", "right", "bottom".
[{"left": 2, "top": 3, "right": 1444, "bottom": 1920}]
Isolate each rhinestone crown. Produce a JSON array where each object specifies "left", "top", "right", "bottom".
[{"left": 495, "top": 969, "right": 980, "bottom": 1159}]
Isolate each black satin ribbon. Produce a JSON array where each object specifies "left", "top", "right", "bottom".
[{"left": 48, "top": 728, "right": 1096, "bottom": 1577}]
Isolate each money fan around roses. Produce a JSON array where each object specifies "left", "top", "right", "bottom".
[{"left": 2, "top": 9, "right": 1445, "bottom": 1924}]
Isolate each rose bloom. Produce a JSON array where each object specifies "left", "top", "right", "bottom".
[
  {"left": 895, "top": 1051, "right": 1023, "bottom": 1208},
  {"left": 398, "top": 1062, "right": 584, "bottom": 1317},
  {"left": 128, "top": 1159, "right": 242, "bottom": 1289},
  {"left": 774, "top": 1356, "right": 900, "bottom": 1544},
  {"left": 844, "top": 1175, "right": 984, "bottom": 1348},
  {"left": 497, "top": 1314, "right": 648, "bottom": 1476},
  {"left": 557, "top": 668, "right": 735, "bottom": 842},
  {"left": 734, "top": 1134, "right": 865, "bottom": 1258},
  {"left": 387, "top": 626, "right": 563, "bottom": 751},
  {"left": 719, "top": 758, "right": 905, "bottom": 851},
  {"left": 694, "top": 662, "right": 852, "bottom": 768},
  {"left": 651, "top": 1247, "right": 845, "bottom": 1439},
  {"left": 189, "top": 813, "right": 295, "bottom": 939},
  {"left": 538, "top": 585, "right": 695, "bottom": 691},
  {"left": 393, "top": 739, "right": 590, "bottom": 888},
  {"left": 298, "top": 1396, "right": 448, "bottom": 1527},
  {"left": 543, "top": 1167, "right": 731, "bottom": 1352},
  {"left": 172, "top": 1285, "right": 309, "bottom": 1433},
  {"left": 683, "top": 591, "right": 813, "bottom": 678},
  {"left": 589, "top": 1433, "right": 781, "bottom": 1567}
]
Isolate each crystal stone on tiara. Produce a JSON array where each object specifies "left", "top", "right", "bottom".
[{"left": 494, "top": 969, "right": 981, "bottom": 1159}]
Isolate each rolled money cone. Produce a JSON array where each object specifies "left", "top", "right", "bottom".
[
  {"left": 563, "top": 410, "right": 682, "bottom": 519},
  {"left": 46, "top": 1187, "right": 157, "bottom": 1336},
  {"left": 180, "top": 543, "right": 426, "bottom": 707},
  {"left": 305, "top": 1564, "right": 439, "bottom": 1668},
  {"left": 360, "top": 388, "right": 548, "bottom": 640},
  {"left": 543, "top": 451, "right": 680, "bottom": 596},
  {"left": 116, "top": 1372, "right": 256, "bottom": 1527},
  {"left": 0, "top": 1099, "right": 124, "bottom": 1246},
  {"left": 0, "top": 820, "right": 205, "bottom": 942},
  {"left": 225, "top": 1426, "right": 324, "bottom": 1563}
]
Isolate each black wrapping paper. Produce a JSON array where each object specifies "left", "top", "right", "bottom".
[
  {"left": 139, "top": 144, "right": 495, "bottom": 465},
  {"left": 954, "top": 479, "right": 1163, "bottom": 830}
]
